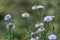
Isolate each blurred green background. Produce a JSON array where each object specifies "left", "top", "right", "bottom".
[{"left": 0, "top": 0, "right": 60, "bottom": 40}]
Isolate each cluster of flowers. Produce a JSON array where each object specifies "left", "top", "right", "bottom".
[
  {"left": 30, "top": 5, "right": 57, "bottom": 40},
  {"left": 4, "top": 5, "right": 57, "bottom": 40},
  {"left": 4, "top": 14, "right": 15, "bottom": 30}
]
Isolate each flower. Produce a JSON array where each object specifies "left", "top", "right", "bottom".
[
  {"left": 35, "top": 22, "right": 44, "bottom": 28},
  {"left": 35, "top": 22, "right": 40, "bottom": 27},
  {"left": 30, "top": 36, "right": 39, "bottom": 40},
  {"left": 30, "top": 37, "right": 35, "bottom": 40},
  {"left": 21, "top": 13, "right": 30, "bottom": 18},
  {"left": 35, "top": 36, "right": 39, "bottom": 40},
  {"left": 38, "top": 27, "right": 45, "bottom": 32},
  {"left": 31, "top": 32, "right": 35, "bottom": 36},
  {"left": 32, "top": 5, "right": 38, "bottom": 10},
  {"left": 48, "top": 34, "right": 57, "bottom": 40},
  {"left": 37, "top": 5, "right": 45, "bottom": 9},
  {"left": 44, "top": 16, "right": 55, "bottom": 22},
  {"left": 6, "top": 23, "right": 15, "bottom": 30},
  {"left": 4, "top": 14, "right": 12, "bottom": 21}
]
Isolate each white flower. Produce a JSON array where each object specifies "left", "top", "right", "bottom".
[
  {"left": 35, "top": 23, "right": 44, "bottom": 28},
  {"left": 4, "top": 14, "right": 11, "bottom": 21},
  {"left": 31, "top": 32, "right": 35, "bottom": 36},
  {"left": 44, "top": 16, "right": 55, "bottom": 22},
  {"left": 35, "top": 36, "right": 39, "bottom": 40},
  {"left": 30, "top": 36, "right": 39, "bottom": 40},
  {"left": 48, "top": 34, "right": 57, "bottom": 40},
  {"left": 37, "top": 5, "right": 45, "bottom": 9},
  {"left": 35, "top": 24, "right": 40, "bottom": 28},
  {"left": 21, "top": 13, "right": 30, "bottom": 18},
  {"left": 32, "top": 5, "right": 38, "bottom": 10},
  {"left": 30, "top": 37, "right": 35, "bottom": 40},
  {"left": 39, "top": 23, "right": 44, "bottom": 26},
  {"left": 38, "top": 27, "right": 45, "bottom": 32},
  {"left": 7, "top": 23, "right": 15, "bottom": 30}
]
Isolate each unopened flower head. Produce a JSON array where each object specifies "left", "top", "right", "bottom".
[
  {"left": 21, "top": 13, "right": 30, "bottom": 18},
  {"left": 52, "top": 15, "right": 55, "bottom": 18},
  {"left": 44, "top": 16, "right": 54, "bottom": 22},
  {"left": 37, "top": 5, "right": 45, "bottom": 10},
  {"left": 4, "top": 14, "right": 11, "bottom": 21},
  {"left": 48, "top": 34, "right": 57, "bottom": 40},
  {"left": 38, "top": 26, "right": 45, "bottom": 32},
  {"left": 7, "top": 23, "right": 15, "bottom": 30},
  {"left": 32, "top": 5, "right": 38, "bottom": 10}
]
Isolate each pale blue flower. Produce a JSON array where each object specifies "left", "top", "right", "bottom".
[
  {"left": 4, "top": 14, "right": 11, "bottom": 21},
  {"left": 48, "top": 34, "right": 57, "bottom": 40}
]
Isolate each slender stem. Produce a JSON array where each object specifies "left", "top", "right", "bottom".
[
  {"left": 34, "top": 10, "right": 38, "bottom": 22},
  {"left": 36, "top": 10, "right": 40, "bottom": 21},
  {"left": 52, "top": 23, "right": 55, "bottom": 34}
]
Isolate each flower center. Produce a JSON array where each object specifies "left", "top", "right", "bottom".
[
  {"left": 40, "top": 27, "right": 44, "bottom": 29},
  {"left": 36, "top": 22, "right": 40, "bottom": 24},
  {"left": 34, "top": 5, "right": 37, "bottom": 8},
  {"left": 24, "top": 13, "right": 28, "bottom": 15}
]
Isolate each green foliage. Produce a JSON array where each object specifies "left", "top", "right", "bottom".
[{"left": 0, "top": 12, "right": 5, "bottom": 20}]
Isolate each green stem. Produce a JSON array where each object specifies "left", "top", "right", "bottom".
[
  {"left": 34, "top": 10, "right": 38, "bottom": 22},
  {"left": 52, "top": 23, "right": 55, "bottom": 34},
  {"left": 25, "top": 18, "right": 29, "bottom": 30}
]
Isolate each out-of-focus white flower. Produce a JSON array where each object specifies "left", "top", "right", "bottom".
[
  {"left": 35, "top": 36, "right": 39, "bottom": 40},
  {"left": 39, "top": 23, "right": 44, "bottom": 26},
  {"left": 48, "top": 34, "right": 57, "bottom": 40},
  {"left": 32, "top": 5, "right": 38, "bottom": 10},
  {"left": 7, "top": 23, "right": 15, "bottom": 30},
  {"left": 38, "top": 27, "right": 45, "bottom": 32},
  {"left": 35, "top": 24, "right": 40, "bottom": 28},
  {"left": 44, "top": 16, "right": 55, "bottom": 22},
  {"left": 31, "top": 32, "right": 35, "bottom": 36},
  {"left": 30, "top": 37, "right": 35, "bottom": 40},
  {"left": 30, "top": 36, "right": 39, "bottom": 40},
  {"left": 35, "top": 22, "right": 44, "bottom": 28},
  {"left": 35, "top": 22, "right": 40, "bottom": 28},
  {"left": 21, "top": 13, "right": 30, "bottom": 18},
  {"left": 4, "top": 14, "right": 12, "bottom": 21},
  {"left": 37, "top": 5, "right": 45, "bottom": 9}
]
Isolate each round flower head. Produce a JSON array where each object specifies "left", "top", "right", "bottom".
[
  {"left": 35, "top": 22, "right": 44, "bottom": 28},
  {"left": 35, "top": 22, "right": 40, "bottom": 28},
  {"left": 30, "top": 37, "right": 35, "bottom": 40},
  {"left": 38, "top": 27, "right": 45, "bottom": 32},
  {"left": 39, "top": 23, "right": 44, "bottom": 27},
  {"left": 21, "top": 13, "right": 30, "bottom": 18},
  {"left": 37, "top": 5, "right": 45, "bottom": 10},
  {"left": 7, "top": 23, "right": 15, "bottom": 30},
  {"left": 48, "top": 34, "right": 57, "bottom": 40},
  {"left": 35, "top": 36, "right": 39, "bottom": 40},
  {"left": 44, "top": 16, "right": 55, "bottom": 22},
  {"left": 4, "top": 14, "right": 11, "bottom": 21},
  {"left": 30, "top": 36, "right": 39, "bottom": 40},
  {"left": 31, "top": 32, "right": 35, "bottom": 36},
  {"left": 32, "top": 5, "right": 38, "bottom": 10}
]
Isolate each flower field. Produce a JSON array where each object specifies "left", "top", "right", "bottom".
[{"left": 0, "top": 0, "right": 60, "bottom": 40}]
